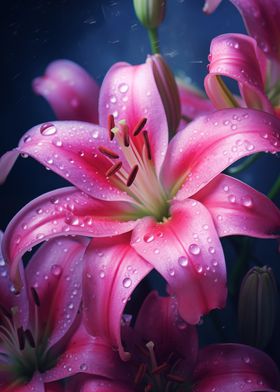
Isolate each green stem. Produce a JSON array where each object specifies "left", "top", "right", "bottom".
[
  {"left": 148, "top": 28, "right": 160, "bottom": 54},
  {"left": 227, "top": 153, "right": 260, "bottom": 175},
  {"left": 268, "top": 175, "right": 280, "bottom": 200}
]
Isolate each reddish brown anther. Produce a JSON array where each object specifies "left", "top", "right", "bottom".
[
  {"left": 25, "top": 329, "right": 36, "bottom": 348},
  {"left": 98, "top": 146, "right": 119, "bottom": 159},
  {"left": 143, "top": 130, "right": 152, "bottom": 160},
  {"left": 31, "top": 287, "right": 40, "bottom": 307},
  {"left": 123, "top": 126, "right": 130, "bottom": 147},
  {"left": 108, "top": 114, "right": 115, "bottom": 141},
  {"left": 152, "top": 362, "right": 169, "bottom": 374},
  {"left": 167, "top": 373, "right": 186, "bottom": 383},
  {"left": 17, "top": 326, "right": 25, "bottom": 351},
  {"left": 106, "top": 161, "right": 122, "bottom": 177},
  {"left": 133, "top": 117, "right": 147, "bottom": 136},
  {"left": 127, "top": 165, "right": 139, "bottom": 187},
  {"left": 134, "top": 363, "right": 147, "bottom": 384}
]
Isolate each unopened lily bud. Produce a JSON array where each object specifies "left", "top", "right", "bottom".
[
  {"left": 133, "top": 0, "right": 166, "bottom": 29},
  {"left": 147, "top": 54, "right": 181, "bottom": 134},
  {"left": 238, "top": 266, "right": 278, "bottom": 349}
]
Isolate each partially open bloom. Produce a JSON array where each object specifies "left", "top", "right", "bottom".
[
  {"left": 1, "top": 59, "right": 280, "bottom": 330},
  {"left": 133, "top": 0, "right": 166, "bottom": 29},
  {"left": 0, "top": 233, "right": 125, "bottom": 390},
  {"left": 67, "top": 291, "right": 280, "bottom": 391}
]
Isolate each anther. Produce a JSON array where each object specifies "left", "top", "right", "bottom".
[
  {"left": 106, "top": 161, "right": 122, "bottom": 177},
  {"left": 31, "top": 287, "right": 40, "bottom": 307},
  {"left": 123, "top": 126, "right": 130, "bottom": 147},
  {"left": 152, "top": 362, "right": 169, "bottom": 374},
  {"left": 17, "top": 326, "right": 25, "bottom": 351},
  {"left": 98, "top": 146, "right": 119, "bottom": 159},
  {"left": 134, "top": 363, "right": 147, "bottom": 384},
  {"left": 126, "top": 165, "right": 139, "bottom": 187},
  {"left": 108, "top": 114, "right": 115, "bottom": 141},
  {"left": 25, "top": 329, "right": 36, "bottom": 348},
  {"left": 133, "top": 118, "right": 147, "bottom": 136},
  {"left": 143, "top": 130, "right": 152, "bottom": 160}
]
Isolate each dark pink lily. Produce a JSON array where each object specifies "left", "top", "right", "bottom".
[
  {"left": 1, "top": 59, "right": 280, "bottom": 328},
  {"left": 0, "top": 232, "right": 125, "bottom": 391},
  {"left": 67, "top": 291, "right": 280, "bottom": 391}
]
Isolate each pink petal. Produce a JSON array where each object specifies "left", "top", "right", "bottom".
[
  {"left": 44, "top": 324, "right": 129, "bottom": 383},
  {"left": 161, "top": 108, "right": 280, "bottom": 200},
  {"left": 134, "top": 291, "right": 198, "bottom": 374},
  {"left": 193, "top": 343, "right": 280, "bottom": 391},
  {"left": 230, "top": 0, "right": 280, "bottom": 63},
  {"left": 83, "top": 234, "right": 152, "bottom": 361},
  {"left": 0, "top": 150, "right": 19, "bottom": 185},
  {"left": 205, "top": 34, "right": 274, "bottom": 113},
  {"left": 14, "top": 120, "right": 135, "bottom": 202},
  {"left": 2, "top": 373, "right": 45, "bottom": 392},
  {"left": 45, "top": 383, "right": 65, "bottom": 392},
  {"left": 33, "top": 60, "right": 99, "bottom": 123},
  {"left": 131, "top": 199, "right": 227, "bottom": 324},
  {"left": 98, "top": 61, "right": 168, "bottom": 173},
  {"left": 26, "top": 236, "right": 89, "bottom": 348},
  {"left": 66, "top": 376, "right": 133, "bottom": 392},
  {"left": 194, "top": 174, "right": 280, "bottom": 238},
  {"left": 203, "top": 0, "right": 222, "bottom": 14},
  {"left": 2, "top": 187, "right": 138, "bottom": 289},
  {"left": 0, "top": 231, "right": 29, "bottom": 327},
  {"left": 178, "top": 80, "right": 214, "bottom": 125}
]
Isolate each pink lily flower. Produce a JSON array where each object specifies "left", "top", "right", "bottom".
[
  {"left": 205, "top": 33, "right": 280, "bottom": 114},
  {"left": 203, "top": 0, "right": 280, "bottom": 64},
  {"left": 0, "top": 232, "right": 125, "bottom": 391},
  {"left": 67, "top": 291, "right": 280, "bottom": 391},
  {"left": 1, "top": 59, "right": 280, "bottom": 328}
]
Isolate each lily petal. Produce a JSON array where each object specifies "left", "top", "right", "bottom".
[
  {"left": 131, "top": 199, "right": 227, "bottom": 324},
  {"left": 6, "top": 120, "right": 136, "bottom": 203},
  {"left": 66, "top": 376, "right": 133, "bottom": 392},
  {"left": 2, "top": 373, "right": 45, "bottom": 392},
  {"left": 98, "top": 61, "right": 168, "bottom": 173},
  {"left": 45, "top": 383, "right": 65, "bottom": 392},
  {"left": 33, "top": 60, "right": 99, "bottom": 123},
  {"left": 205, "top": 34, "right": 274, "bottom": 112},
  {"left": 203, "top": 0, "right": 222, "bottom": 14},
  {"left": 194, "top": 174, "right": 280, "bottom": 238},
  {"left": 83, "top": 234, "right": 152, "bottom": 361},
  {"left": 2, "top": 187, "right": 138, "bottom": 289},
  {"left": 161, "top": 108, "right": 280, "bottom": 200},
  {"left": 0, "top": 150, "right": 19, "bottom": 185},
  {"left": 193, "top": 343, "right": 280, "bottom": 391},
  {"left": 44, "top": 324, "right": 129, "bottom": 383},
  {"left": 134, "top": 291, "right": 198, "bottom": 374},
  {"left": 26, "top": 236, "right": 89, "bottom": 348}
]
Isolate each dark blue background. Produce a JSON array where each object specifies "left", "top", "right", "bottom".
[{"left": 1, "top": 0, "right": 279, "bottom": 366}]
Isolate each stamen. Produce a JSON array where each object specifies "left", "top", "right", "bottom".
[
  {"left": 152, "top": 362, "right": 169, "bottom": 374},
  {"left": 108, "top": 114, "right": 115, "bottom": 141},
  {"left": 133, "top": 117, "right": 147, "bottom": 136},
  {"left": 134, "top": 363, "right": 147, "bottom": 384},
  {"left": 143, "top": 131, "right": 152, "bottom": 160},
  {"left": 25, "top": 329, "right": 36, "bottom": 348},
  {"left": 98, "top": 146, "right": 119, "bottom": 159},
  {"left": 167, "top": 373, "right": 185, "bottom": 383},
  {"left": 106, "top": 161, "right": 122, "bottom": 177},
  {"left": 31, "top": 287, "right": 40, "bottom": 307},
  {"left": 123, "top": 126, "right": 130, "bottom": 147},
  {"left": 126, "top": 165, "right": 139, "bottom": 187},
  {"left": 17, "top": 326, "right": 25, "bottom": 350}
]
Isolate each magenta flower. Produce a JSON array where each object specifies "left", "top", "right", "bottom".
[
  {"left": 1, "top": 59, "right": 280, "bottom": 329},
  {"left": 67, "top": 291, "right": 280, "bottom": 391},
  {"left": 0, "top": 232, "right": 125, "bottom": 391}
]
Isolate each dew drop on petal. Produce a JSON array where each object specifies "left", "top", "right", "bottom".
[
  {"left": 178, "top": 256, "right": 189, "bottom": 267},
  {"left": 80, "top": 363, "right": 88, "bottom": 371},
  {"left": 123, "top": 277, "right": 132, "bottom": 288},
  {"left": 208, "top": 246, "right": 215, "bottom": 254},
  {"left": 143, "top": 233, "right": 154, "bottom": 243},
  {"left": 99, "top": 270, "right": 105, "bottom": 278},
  {"left": 118, "top": 83, "right": 129, "bottom": 93},
  {"left": 241, "top": 195, "right": 253, "bottom": 207},
  {"left": 228, "top": 194, "right": 236, "bottom": 203},
  {"left": 51, "top": 264, "right": 62, "bottom": 276},
  {"left": 40, "top": 123, "right": 57, "bottom": 136},
  {"left": 189, "top": 243, "right": 201, "bottom": 255}
]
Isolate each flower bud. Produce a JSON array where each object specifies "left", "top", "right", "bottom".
[
  {"left": 147, "top": 54, "right": 181, "bottom": 134},
  {"left": 238, "top": 266, "right": 278, "bottom": 349},
  {"left": 133, "top": 0, "right": 166, "bottom": 29}
]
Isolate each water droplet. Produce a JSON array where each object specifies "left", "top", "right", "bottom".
[
  {"left": 244, "top": 141, "right": 255, "bottom": 151},
  {"left": 51, "top": 264, "right": 62, "bottom": 276},
  {"left": 118, "top": 83, "right": 129, "bottom": 93},
  {"left": 23, "top": 135, "right": 32, "bottom": 143},
  {"left": 241, "top": 195, "right": 253, "bottom": 207},
  {"left": 40, "top": 123, "right": 57, "bottom": 136},
  {"left": 123, "top": 277, "right": 132, "bottom": 288},
  {"left": 208, "top": 246, "right": 215, "bottom": 254},
  {"left": 228, "top": 194, "right": 236, "bottom": 203},
  {"left": 80, "top": 363, "right": 88, "bottom": 371},
  {"left": 189, "top": 244, "right": 201, "bottom": 255},
  {"left": 168, "top": 268, "right": 175, "bottom": 277},
  {"left": 36, "top": 233, "right": 45, "bottom": 240},
  {"left": 176, "top": 319, "right": 187, "bottom": 330},
  {"left": 223, "top": 185, "right": 229, "bottom": 192},
  {"left": 178, "top": 256, "right": 188, "bottom": 267},
  {"left": 110, "top": 95, "right": 117, "bottom": 103},
  {"left": 202, "top": 224, "right": 209, "bottom": 230},
  {"left": 143, "top": 233, "right": 154, "bottom": 243},
  {"left": 68, "top": 303, "right": 74, "bottom": 310},
  {"left": 99, "top": 270, "right": 105, "bottom": 278},
  {"left": 196, "top": 265, "right": 203, "bottom": 273},
  {"left": 154, "top": 248, "right": 160, "bottom": 254},
  {"left": 243, "top": 356, "right": 251, "bottom": 364},
  {"left": 234, "top": 42, "right": 239, "bottom": 49}
]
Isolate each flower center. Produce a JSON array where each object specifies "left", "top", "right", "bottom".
[
  {"left": 0, "top": 288, "right": 53, "bottom": 384},
  {"left": 133, "top": 340, "right": 192, "bottom": 392},
  {"left": 98, "top": 115, "right": 169, "bottom": 221}
]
